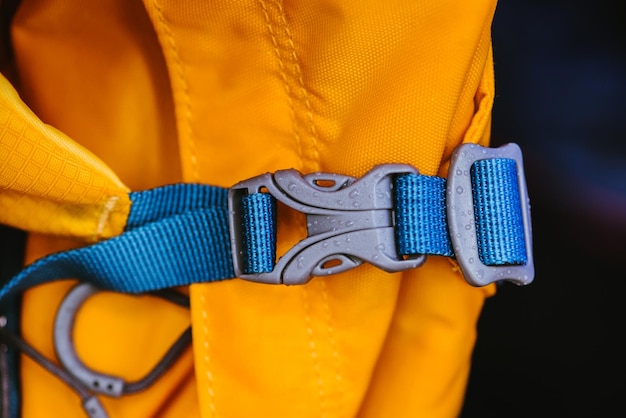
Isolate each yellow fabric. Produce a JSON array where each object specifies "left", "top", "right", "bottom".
[
  {"left": 0, "top": 76, "right": 130, "bottom": 241},
  {"left": 0, "top": 0, "right": 499, "bottom": 417}
]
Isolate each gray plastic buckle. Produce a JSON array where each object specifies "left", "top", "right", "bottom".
[
  {"left": 447, "top": 142, "right": 534, "bottom": 287},
  {"left": 228, "top": 164, "right": 426, "bottom": 285}
]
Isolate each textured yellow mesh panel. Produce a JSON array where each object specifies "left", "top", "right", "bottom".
[{"left": 0, "top": 76, "right": 130, "bottom": 241}]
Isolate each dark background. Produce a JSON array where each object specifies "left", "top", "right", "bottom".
[{"left": 461, "top": 0, "right": 626, "bottom": 417}]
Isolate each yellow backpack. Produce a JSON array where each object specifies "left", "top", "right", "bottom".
[{"left": 0, "top": 1, "right": 533, "bottom": 417}]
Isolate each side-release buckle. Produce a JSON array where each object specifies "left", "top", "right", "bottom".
[{"left": 228, "top": 164, "right": 426, "bottom": 285}]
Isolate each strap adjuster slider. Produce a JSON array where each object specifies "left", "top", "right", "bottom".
[{"left": 447, "top": 143, "right": 534, "bottom": 286}]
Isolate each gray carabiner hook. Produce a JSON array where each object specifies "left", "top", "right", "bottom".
[
  {"left": 53, "top": 283, "right": 126, "bottom": 397},
  {"left": 53, "top": 283, "right": 192, "bottom": 398}
]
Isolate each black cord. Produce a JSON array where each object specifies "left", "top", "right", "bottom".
[
  {"left": 123, "top": 326, "right": 192, "bottom": 394},
  {"left": 149, "top": 289, "right": 191, "bottom": 309},
  {"left": 0, "top": 327, "right": 108, "bottom": 418},
  {"left": 0, "top": 327, "right": 91, "bottom": 399}
]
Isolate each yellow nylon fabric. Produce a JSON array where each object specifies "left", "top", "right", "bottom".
[
  {"left": 0, "top": 76, "right": 130, "bottom": 241},
  {"left": 2, "top": 0, "right": 498, "bottom": 417}
]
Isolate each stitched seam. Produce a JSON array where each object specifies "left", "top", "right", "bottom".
[
  {"left": 93, "top": 195, "right": 120, "bottom": 241},
  {"left": 463, "top": 42, "right": 494, "bottom": 146},
  {"left": 270, "top": 0, "right": 320, "bottom": 172},
  {"left": 200, "top": 292, "right": 218, "bottom": 417},
  {"left": 259, "top": 0, "right": 320, "bottom": 172},
  {"left": 302, "top": 286, "right": 327, "bottom": 417},
  {"left": 258, "top": 0, "right": 304, "bottom": 169},
  {"left": 319, "top": 279, "right": 343, "bottom": 415},
  {"left": 152, "top": 0, "right": 199, "bottom": 181}
]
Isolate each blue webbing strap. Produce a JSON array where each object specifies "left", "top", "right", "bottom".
[
  {"left": 0, "top": 184, "right": 234, "bottom": 306},
  {"left": 0, "top": 157, "right": 527, "bottom": 306},
  {"left": 241, "top": 194, "right": 277, "bottom": 274},
  {"left": 126, "top": 183, "right": 228, "bottom": 230},
  {"left": 470, "top": 158, "right": 527, "bottom": 265},
  {"left": 394, "top": 175, "right": 454, "bottom": 258},
  {"left": 394, "top": 158, "right": 527, "bottom": 265}
]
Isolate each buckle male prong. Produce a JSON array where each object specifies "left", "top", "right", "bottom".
[{"left": 228, "top": 164, "right": 426, "bottom": 285}]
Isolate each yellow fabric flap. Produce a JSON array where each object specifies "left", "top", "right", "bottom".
[{"left": 0, "top": 75, "right": 130, "bottom": 241}]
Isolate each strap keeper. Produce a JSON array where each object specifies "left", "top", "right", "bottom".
[{"left": 446, "top": 143, "right": 534, "bottom": 286}]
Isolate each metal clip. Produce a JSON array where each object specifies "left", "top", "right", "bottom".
[{"left": 228, "top": 164, "right": 426, "bottom": 285}]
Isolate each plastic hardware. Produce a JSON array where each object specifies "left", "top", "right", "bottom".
[
  {"left": 82, "top": 396, "right": 108, "bottom": 418},
  {"left": 54, "top": 283, "right": 126, "bottom": 397},
  {"left": 53, "top": 283, "right": 192, "bottom": 398},
  {"left": 228, "top": 164, "right": 427, "bottom": 285},
  {"left": 446, "top": 142, "right": 534, "bottom": 286}
]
